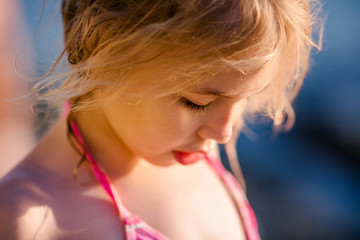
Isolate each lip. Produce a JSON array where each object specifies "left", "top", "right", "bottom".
[{"left": 172, "top": 151, "right": 206, "bottom": 165}]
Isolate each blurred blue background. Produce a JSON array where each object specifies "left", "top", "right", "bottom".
[
  {"left": 22, "top": 0, "right": 359, "bottom": 239},
  {"left": 236, "top": 1, "right": 360, "bottom": 239}
]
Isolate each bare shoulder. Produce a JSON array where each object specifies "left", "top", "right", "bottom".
[
  {"left": 0, "top": 119, "right": 126, "bottom": 239},
  {"left": 0, "top": 160, "right": 125, "bottom": 239},
  {"left": 0, "top": 166, "right": 49, "bottom": 239}
]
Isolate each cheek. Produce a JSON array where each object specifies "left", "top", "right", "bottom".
[
  {"left": 142, "top": 105, "right": 200, "bottom": 145},
  {"left": 115, "top": 102, "right": 201, "bottom": 153},
  {"left": 102, "top": 95, "right": 205, "bottom": 157}
]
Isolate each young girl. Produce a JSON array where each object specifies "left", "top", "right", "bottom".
[{"left": 0, "top": 0, "right": 322, "bottom": 239}]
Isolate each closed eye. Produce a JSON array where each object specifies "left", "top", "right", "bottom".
[{"left": 180, "top": 98, "right": 210, "bottom": 112}]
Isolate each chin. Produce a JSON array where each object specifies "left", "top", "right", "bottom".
[{"left": 141, "top": 153, "right": 178, "bottom": 167}]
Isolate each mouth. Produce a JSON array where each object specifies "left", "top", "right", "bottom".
[{"left": 172, "top": 151, "right": 206, "bottom": 165}]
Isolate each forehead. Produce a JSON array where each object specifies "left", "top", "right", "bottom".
[{"left": 189, "top": 60, "right": 275, "bottom": 98}]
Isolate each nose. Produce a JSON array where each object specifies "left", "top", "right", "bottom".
[{"left": 197, "top": 102, "right": 242, "bottom": 144}]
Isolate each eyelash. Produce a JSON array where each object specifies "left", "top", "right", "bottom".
[{"left": 181, "top": 98, "right": 209, "bottom": 112}]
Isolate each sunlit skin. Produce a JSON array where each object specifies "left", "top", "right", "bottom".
[
  {"left": 0, "top": 0, "right": 322, "bottom": 237},
  {"left": 73, "top": 62, "right": 273, "bottom": 177},
  {"left": 0, "top": 61, "right": 273, "bottom": 239}
]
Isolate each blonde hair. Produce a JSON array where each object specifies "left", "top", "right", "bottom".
[
  {"left": 33, "top": 0, "right": 322, "bottom": 186},
  {"left": 34, "top": 0, "right": 322, "bottom": 117}
]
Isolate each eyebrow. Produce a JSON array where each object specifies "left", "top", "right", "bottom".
[
  {"left": 189, "top": 88, "right": 238, "bottom": 98},
  {"left": 190, "top": 84, "right": 269, "bottom": 99}
]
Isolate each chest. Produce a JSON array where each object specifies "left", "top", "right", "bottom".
[
  {"left": 78, "top": 165, "right": 246, "bottom": 239},
  {"left": 34, "top": 165, "right": 247, "bottom": 240},
  {"left": 58, "top": 196, "right": 246, "bottom": 240}
]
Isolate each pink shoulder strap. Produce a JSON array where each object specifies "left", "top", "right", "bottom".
[
  {"left": 205, "top": 155, "right": 261, "bottom": 240},
  {"left": 66, "top": 101, "right": 168, "bottom": 239},
  {"left": 66, "top": 101, "right": 259, "bottom": 240}
]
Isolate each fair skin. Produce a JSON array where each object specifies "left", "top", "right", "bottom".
[{"left": 0, "top": 61, "right": 272, "bottom": 239}]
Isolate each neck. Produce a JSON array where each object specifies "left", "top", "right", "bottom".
[{"left": 71, "top": 109, "right": 140, "bottom": 178}]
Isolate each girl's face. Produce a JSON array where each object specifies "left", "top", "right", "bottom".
[{"left": 99, "top": 64, "right": 273, "bottom": 166}]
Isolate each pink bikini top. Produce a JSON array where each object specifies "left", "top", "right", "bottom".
[{"left": 68, "top": 117, "right": 261, "bottom": 240}]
